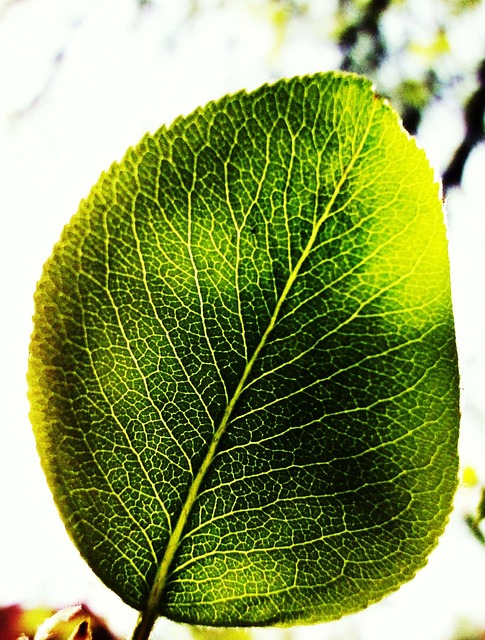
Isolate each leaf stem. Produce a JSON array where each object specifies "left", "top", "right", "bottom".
[{"left": 130, "top": 610, "right": 157, "bottom": 640}]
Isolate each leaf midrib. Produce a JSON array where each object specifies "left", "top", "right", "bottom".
[{"left": 134, "top": 97, "right": 378, "bottom": 634}]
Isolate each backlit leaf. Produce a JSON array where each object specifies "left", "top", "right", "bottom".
[{"left": 28, "top": 72, "right": 460, "bottom": 628}]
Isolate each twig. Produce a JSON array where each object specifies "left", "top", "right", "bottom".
[{"left": 442, "top": 58, "right": 485, "bottom": 193}]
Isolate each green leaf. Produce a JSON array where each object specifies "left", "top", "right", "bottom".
[{"left": 28, "top": 72, "right": 459, "bottom": 629}]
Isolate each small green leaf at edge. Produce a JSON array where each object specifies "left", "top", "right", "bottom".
[{"left": 28, "top": 71, "right": 460, "bottom": 629}]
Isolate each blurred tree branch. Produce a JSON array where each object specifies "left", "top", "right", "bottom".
[
  {"left": 443, "top": 58, "right": 485, "bottom": 193},
  {"left": 337, "top": 0, "right": 391, "bottom": 73}
]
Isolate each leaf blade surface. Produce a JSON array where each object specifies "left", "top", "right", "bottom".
[{"left": 28, "top": 72, "right": 460, "bottom": 627}]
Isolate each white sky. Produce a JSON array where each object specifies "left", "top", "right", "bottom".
[{"left": 1, "top": 1, "right": 485, "bottom": 639}]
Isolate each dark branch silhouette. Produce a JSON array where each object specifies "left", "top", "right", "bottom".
[
  {"left": 443, "top": 58, "right": 485, "bottom": 193},
  {"left": 338, "top": 0, "right": 391, "bottom": 73}
]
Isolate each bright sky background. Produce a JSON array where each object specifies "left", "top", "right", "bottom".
[{"left": 1, "top": 1, "right": 485, "bottom": 639}]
